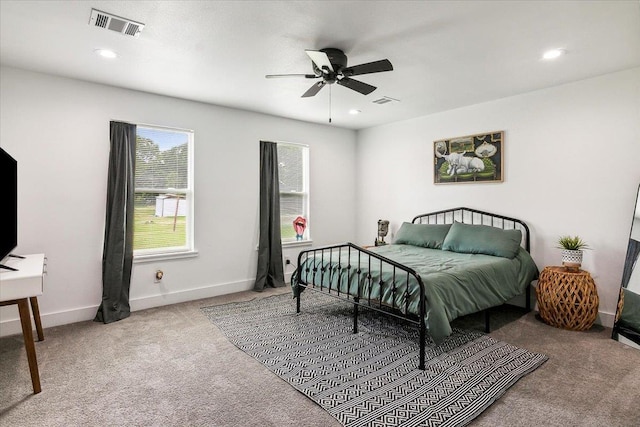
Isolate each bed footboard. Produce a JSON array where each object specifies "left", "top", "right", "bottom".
[{"left": 295, "top": 242, "right": 428, "bottom": 370}]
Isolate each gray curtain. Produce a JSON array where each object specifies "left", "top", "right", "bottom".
[
  {"left": 255, "top": 141, "right": 285, "bottom": 291},
  {"left": 95, "top": 121, "right": 136, "bottom": 323}
]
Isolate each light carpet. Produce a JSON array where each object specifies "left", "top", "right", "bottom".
[{"left": 202, "top": 291, "right": 548, "bottom": 427}]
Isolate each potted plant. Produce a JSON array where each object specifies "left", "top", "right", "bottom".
[{"left": 557, "top": 235, "right": 590, "bottom": 270}]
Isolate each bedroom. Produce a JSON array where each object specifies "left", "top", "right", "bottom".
[{"left": 1, "top": 1, "right": 639, "bottom": 425}]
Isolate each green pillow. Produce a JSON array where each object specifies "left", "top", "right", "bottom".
[
  {"left": 441, "top": 222, "right": 522, "bottom": 259},
  {"left": 620, "top": 288, "right": 640, "bottom": 332},
  {"left": 394, "top": 222, "right": 452, "bottom": 249}
]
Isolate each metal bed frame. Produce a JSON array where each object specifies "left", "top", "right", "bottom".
[{"left": 294, "top": 207, "right": 533, "bottom": 370}]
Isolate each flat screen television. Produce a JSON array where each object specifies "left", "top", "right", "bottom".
[{"left": 0, "top": 147, "right": 18, "bottom": 270}]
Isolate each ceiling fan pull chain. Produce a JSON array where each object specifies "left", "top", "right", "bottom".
[{"left": 329, "top": 85, "right": 332, "bottom": 124}]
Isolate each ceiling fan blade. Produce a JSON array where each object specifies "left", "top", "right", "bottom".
[
  {"left": 301, "top": 81, "right": 326, "bottom": 98},
  {"left": 265, "top": 74, "right": 318, "bottom": 79},
  {"left": 305, "top": 50, "right": 334, "bottom": 73},
  {"left": 337, "top": 77, "right": 377, "bottom": 95},
  {"left": 342, "top": 59, "right": 393, "bottom": 76}
]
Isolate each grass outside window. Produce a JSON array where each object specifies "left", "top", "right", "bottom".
[{"left": 134, "top": 206, "right": 186, "bottom": 250}]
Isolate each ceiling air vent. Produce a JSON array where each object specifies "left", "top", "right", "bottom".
[
  {"left": 372, "top": 96, "right": 400, "bottom": 105},
  {"left": 89, "top": 9, "right": 145, "bottom": 38}
]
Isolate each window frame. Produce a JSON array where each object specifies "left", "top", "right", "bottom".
[
  {"left": 133, "top": 124, "right": 196, "bottom": 262},
  {"left": 276, "top": 141, "right": 311, "bottom": 247}
]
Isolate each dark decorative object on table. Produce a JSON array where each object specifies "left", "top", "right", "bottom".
[{"left": 375, "top": 219, "right": 389, "bottom": 246}]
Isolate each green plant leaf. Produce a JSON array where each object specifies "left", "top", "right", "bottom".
[{"left": 556, "top": 235, "right": 590, "bottom": 250}]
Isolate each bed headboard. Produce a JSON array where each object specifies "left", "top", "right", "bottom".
[{"left": 412, "top": 207, "right": 531, "bottom": 252}]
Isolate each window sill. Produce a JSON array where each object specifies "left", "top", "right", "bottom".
[
  {"left": 255, "top": 240, "right": 314, "bottom": 251},
  {"left": 282, "top": 240, "right": 313, "bottom": 248},
  {"left": 134, "top": 250, "right": 199, "bottom": 263}
]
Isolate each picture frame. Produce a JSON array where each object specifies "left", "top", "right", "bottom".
[{"left": 434, "top": 130, "right": 504, "bottom": 184}]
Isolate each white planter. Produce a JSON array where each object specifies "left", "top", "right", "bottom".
[{"left": 561, "top": 249, "right": 583, "bottom": 269}]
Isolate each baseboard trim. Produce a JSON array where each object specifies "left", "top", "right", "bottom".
[
  {"left": 129, "top": 279, "right": 254, "bottom": 312},
  {"left": 0, "top": 279, "right": 254, "bottom": 337},
  {"left": 597, "top": 310, "right": 615, "bottom": 329},
  {"left": 0, "top": 277, "right": 617, "bottom": 336}
]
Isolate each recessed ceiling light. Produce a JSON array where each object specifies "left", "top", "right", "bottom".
[
  {"left": 348, "top": 109, "right": 361, "bottom": 115},
  {"left": 542, "top": 49, "right": 566, "bottom": 60},
  {"left": 94, "top": 48, "right": 118, "bottom": 59}
]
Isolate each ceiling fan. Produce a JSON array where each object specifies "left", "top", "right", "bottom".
[{"left": 266, "top": 48, "right": 393, "bottom": 98}]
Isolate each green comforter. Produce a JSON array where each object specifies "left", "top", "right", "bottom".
[{"left": 294, "top": 244, "right": 539, "bottom": 343}]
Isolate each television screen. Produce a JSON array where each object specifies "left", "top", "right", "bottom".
[{"left": 0, "top": 147, "right": 17, "bottom": 263}]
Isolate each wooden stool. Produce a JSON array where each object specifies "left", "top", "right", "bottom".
[{"left": 536, "top": 266, "right": 599, "bottom": 331}]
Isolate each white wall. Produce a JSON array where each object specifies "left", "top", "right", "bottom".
[
  {"left": 2, "top": 65, "right": 638, "bottom": 334},
  {"left": 355, "top": 68, "right": 640, "bottom": 326},
  {"left": 0, "top": 66, "right": 357, "bottom": 335}
]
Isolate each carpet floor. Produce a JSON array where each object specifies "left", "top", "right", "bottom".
[
  {"left": 1, "top": 287, "right": 639, "bottom": 426},
  {"left": 202, "top": 291, "right": 547, "bottom": 427}
]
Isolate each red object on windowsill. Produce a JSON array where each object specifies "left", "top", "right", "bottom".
[{"left": 293, "top": 216, "right": 307, "bottom": 240}]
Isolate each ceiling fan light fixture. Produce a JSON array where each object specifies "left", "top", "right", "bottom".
[
  {"left": 267, "top": 48, "right": 393, "bottom": 99},
  {"left": 542, "top": 48, "right": 566, "bottom": 60}
]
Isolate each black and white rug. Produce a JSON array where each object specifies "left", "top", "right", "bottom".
[{"left": 202, "top": 291, "right": 547, "bottom": 427}]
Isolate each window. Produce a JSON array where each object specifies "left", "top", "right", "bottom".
[
  {"left": 134, "top": 125, "right": 194, "bottom": 257},
  {"left": 277, "top": 143, "right": 310, "bottom": 244}
]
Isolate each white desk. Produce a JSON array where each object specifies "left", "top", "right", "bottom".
[{"left": 0, "top": 254, "right": 46, "bottom": 394}]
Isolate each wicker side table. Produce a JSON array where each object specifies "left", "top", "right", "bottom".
[{"left": 536, "top": 266, "right": 599, "bottom": 331}]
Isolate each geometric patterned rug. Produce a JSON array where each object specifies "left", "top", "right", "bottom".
[{"left": 202, "top": 291, "right": 548, "bottom": 427}]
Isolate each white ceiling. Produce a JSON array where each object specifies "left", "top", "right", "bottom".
[{"left": 1, "top": 1, "right": 639, "bottom": 130}]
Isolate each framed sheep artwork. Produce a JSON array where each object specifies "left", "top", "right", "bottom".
[{"left": 433, "top": 130, "right": 504, "bottom": 184}]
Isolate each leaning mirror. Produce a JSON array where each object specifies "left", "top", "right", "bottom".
[{"left": 612, "top": 183, "right": 640, "bottom": 348}]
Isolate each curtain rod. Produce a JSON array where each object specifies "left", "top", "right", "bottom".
[
  {"left": 262, "top": 140, "right": 309, "bottom": 148},
  {"left": 111, "top": 120, "right": 194, "bottom": 133}
]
